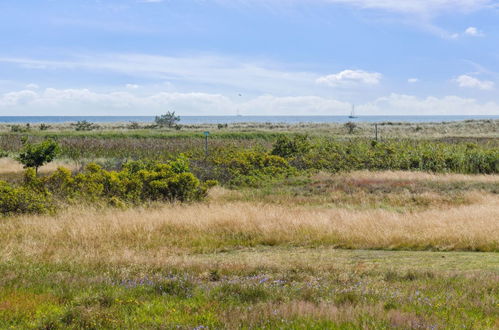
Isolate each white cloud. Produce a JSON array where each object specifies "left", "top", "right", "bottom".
[
  {"left": 25, "top": 83, "right": 40, "bottom": 89},
  {"left": 455, "top": 75, "right": 494, "bottom": 90},
  {"left": 464, "top": 26, "right": 484, "bottom": 36},
  {"left": 1, "top": 88, "right": 498, "bottom": 116},
  {"left": 0, "top": 88, "right": 235, "bottom": 116},
  {"left": 361, "top": 93, "right": 499, "bottom": 115},
  {"left": 0, "top": 90, "right": 39, "bottom": 107},
  {"left": 408, "top": 78, "right": 419, "bottom": 83},
  {"left": 317, "top": 70, "right": 382, "bottom": 87},
  {"left": 126, "top": 84, "right": 140, "bottom": 89}
]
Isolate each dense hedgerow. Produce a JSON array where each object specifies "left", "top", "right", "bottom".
[
  {"left": 207, "top": 149, "right": 294, "bottom": 187},
  {"left": 270, "top": 136, "right": 499, "bottom": 174},
  {"left": 0, "top": 157, "right": 210, "bottom": 216},
  {"left": 1, "top": 132, "right": 497, "bottom": 175}
]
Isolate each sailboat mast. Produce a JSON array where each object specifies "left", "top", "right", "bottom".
[{"left": 349, "top": 104, "right": 356, "bottom": 118}]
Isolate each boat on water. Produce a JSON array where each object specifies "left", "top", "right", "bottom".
[{"left": 349, "top": 104, "right": 358, "bottom": 119}]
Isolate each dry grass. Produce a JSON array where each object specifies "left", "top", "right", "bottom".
[
  {"left": 339, "top": 170, "right": 499, "bottom": 183},
  {"left": 1, "top": 190, "right": 497, "bottom": 267},
  {"left": 0, "top": 158, "right": 74, "bottom": 176}
]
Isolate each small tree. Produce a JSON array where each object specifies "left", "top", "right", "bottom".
[
  {"left": 155, "top": 111, "right": 180, "bottom": 128},
  {"left": 17, "top": 140, "right": 60, "bottom": 175}
]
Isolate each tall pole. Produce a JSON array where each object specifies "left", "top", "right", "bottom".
[
  {"left": 204, "top": 131, "right": 209, "bottom": 157},
  {"left": 375, "top": 124, "right": 378, "bottom": 141}
]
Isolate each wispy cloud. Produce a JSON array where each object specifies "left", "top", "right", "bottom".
[
  {"left": 220, "top": 0, "right": 495, "bottom": 15},
  {"left": 320, "top": 0, "right": 494, "bottom": 15},
  {"left": 219, "top": 0, "right": 494, "bottom": 39},
  {"left": 0, "top": 54, "right": 327, "bottom": 95}
]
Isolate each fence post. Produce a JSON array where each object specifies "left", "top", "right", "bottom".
[{"left": 204, "top": 131, "right": 210, "bottom": 157}]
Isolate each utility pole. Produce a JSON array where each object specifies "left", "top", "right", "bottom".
[{"left": 374, "top": 124, "right": 378, "bottom": 141}]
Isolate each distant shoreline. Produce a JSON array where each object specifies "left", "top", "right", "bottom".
[{"left": 0, "top": 115, "right": 498, "bottom": 124}]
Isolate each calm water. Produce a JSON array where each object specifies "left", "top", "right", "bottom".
[{"left": 0, "top": 115, "right": 498, "bottom": 124}]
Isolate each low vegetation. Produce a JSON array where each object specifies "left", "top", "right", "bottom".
[
  {"left": 0, "top": 157, "right": 208, "bottom": 216},
  {"left": 0, "top": 120, "right": 497, "bottom": 328}
]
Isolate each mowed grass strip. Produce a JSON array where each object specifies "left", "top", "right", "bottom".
[{"left": 0, "top": 248, "right": 498, "bottom": 329}]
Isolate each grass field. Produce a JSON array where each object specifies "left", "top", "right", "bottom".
[
  {"left": 0, "top": 120, "right": 498, "bottom": 328},
  {"left": 1, "top": 166, "right": 498, "bottom": 328}
]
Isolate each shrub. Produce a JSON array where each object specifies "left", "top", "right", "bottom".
[
  {"left": 0, "top": 180, "right": 54, "bottom": 216},
  {"left": 345, "top": 122, "right": 357, "bottom": 134},
  {"left": 72, "top": 121, "right": 98, "bottom": 131},
  {"left": 271, "top": 135, "right": 310, "bottom": 159},
  {"left": 270, "top": 138, "right": 499, "bottom": 174},
  {"left": 10, "top": 124, "right": 30, "bottom": 133},
  {"left": 44, "top": 156, "right": 207, "bottom": 206},
  {"left": 211, "top": 149, "right": 294, "bottom": 186},
  {"left": 217, "top": 123, "right": 228, "bottom": 129},
  {"left": 39, "top": 123, "right": 51, "bottom": 131},
  {"left": 127, "top": 122, "right": 140, "bottom": 130},
  {"left": 0, "top": 156, "right": 208, "bottom": 215}
]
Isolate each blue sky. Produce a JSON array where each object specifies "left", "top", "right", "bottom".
[{"left": 1, "top": 0, "right": 499, "bottom": 115}]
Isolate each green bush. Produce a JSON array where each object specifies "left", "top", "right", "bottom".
[
  {"left": 0, "top": 179, "right": 54, "bottom": 216},
  {"left": 0, "top": 157, "right": 208, "bottom": 215},
  {"left": 71, "top": 120, "right": 98, "bottom": 131},
  {"left": 271, "top": 135, "right": 310, "bottom": 159},
  {"left": 211, "top": 149, "right": 294, "bottom": 186},
  {"left": 269, "top": 138, "right": 499, "bottom": 174},
  {"left": 44, "top": 156, "right": 207, "bottom": 206}
]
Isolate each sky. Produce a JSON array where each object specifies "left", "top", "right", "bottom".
[{"left": 1, "top": 0, "right": 499, "bottom": 116}]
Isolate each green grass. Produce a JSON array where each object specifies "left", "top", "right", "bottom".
[
  {"left": 0, "top": 248, "right": 498, "bottom": 329},
  {"left": 0, "top": 129, "right": 287, "bottom": 140}
]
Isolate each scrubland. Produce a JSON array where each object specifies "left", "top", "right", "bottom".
[{"left": 0, "top": 121, "right": 498, "bottom": 328}]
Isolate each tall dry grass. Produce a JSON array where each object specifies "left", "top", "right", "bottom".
[
  {"left": 338, "top": 170, "right": 499, "bottom": 183},
  {"left": 0, "top": 158, "right": 74, "bottom": 176},
  {"left": 1, "top": 190, "right": 497, "bottom": 266}
]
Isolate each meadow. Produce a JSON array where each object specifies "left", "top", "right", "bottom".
[{"left": 0, "top": 119, "right": 498, "bottom": 329}]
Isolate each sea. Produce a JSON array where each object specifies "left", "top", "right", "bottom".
[{"left": 0, "top": 115, "right": 498, "bottom": 124}]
